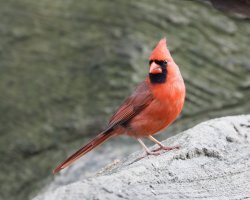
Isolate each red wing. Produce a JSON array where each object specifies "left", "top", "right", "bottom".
[{"left": 108, "top": 81, "right": 153, "bottom": 128}]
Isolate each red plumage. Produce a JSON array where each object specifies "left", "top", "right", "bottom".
[{"left": 53, "top": 38, "right": 185, "bottom": 174}]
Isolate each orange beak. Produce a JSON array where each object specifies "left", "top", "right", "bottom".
[{"left": 149, "top": 62, "right": 162, "bottom": 74}]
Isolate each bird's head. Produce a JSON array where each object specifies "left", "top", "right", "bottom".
[{"left": 148, "top": 38, "right": 173, "bottom": 84}]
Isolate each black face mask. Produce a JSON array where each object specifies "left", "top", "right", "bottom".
[{"left": 149, "top": 60, "right": 168, "bottom": 84}]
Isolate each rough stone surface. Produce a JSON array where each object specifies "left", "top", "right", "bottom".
[
  {"left": 42, "top": 137, "right": 139, "bottom": 193},
  {"left": 34, "top": 115, "right": 250, "bottom": 200}
]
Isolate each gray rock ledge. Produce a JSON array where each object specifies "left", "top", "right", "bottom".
[{"left": 34, "top": 115, "right": 250, "bottom": 200}]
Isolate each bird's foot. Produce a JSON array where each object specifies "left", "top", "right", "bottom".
[
  {"left": 152, "top": 145, "right": 180, "bottom": 152},
  {"left": 145, "top": 149, "right": 161, "bottom": 156}
]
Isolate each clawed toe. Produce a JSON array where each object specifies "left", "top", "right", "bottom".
[
  {"left": 137, "top": 137, "right": 180, "bottom": 158},
  {"left": 152, "top": 145, "right": 180, "bottom": 152},
  {"left": 146, "top": 150, "right": 161, "bottom": 156}
]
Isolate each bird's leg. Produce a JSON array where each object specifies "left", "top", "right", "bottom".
[
  {"left": 137, "top": 138, "right": 160, "bottom": 156},
  {"left": 148, "top": 135, "right": 180, "bottom": 152}
]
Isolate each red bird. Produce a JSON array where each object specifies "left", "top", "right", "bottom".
[{"left": 53, "top": 38, "right": 185, "bottom": 174}]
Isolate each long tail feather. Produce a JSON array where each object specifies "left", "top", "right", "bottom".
[{"left": 53, "top": 130, "right": 115, "bottom": 174}]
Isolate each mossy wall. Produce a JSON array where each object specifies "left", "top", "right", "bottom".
[{"left": 0, "top": 0, "right": 250, "bottom": 199}]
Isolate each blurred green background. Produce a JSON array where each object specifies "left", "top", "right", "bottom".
[{"left": 0, "top": 0, "right": 250, "bottom": 199}]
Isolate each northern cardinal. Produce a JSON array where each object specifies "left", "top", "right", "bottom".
[{"left": 53, "top": 38, "right": 185, "bottom": 174}]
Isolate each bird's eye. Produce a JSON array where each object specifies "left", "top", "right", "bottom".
[
  {"left": 149, "top": 60, "right": 167, "bottom": 66},
  {"left": 155, "top": 60, "right": 167, "bottom": 65}
]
